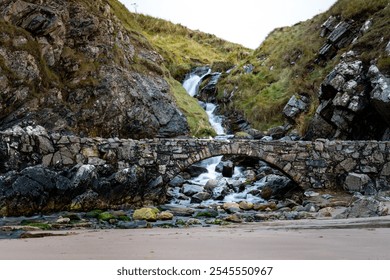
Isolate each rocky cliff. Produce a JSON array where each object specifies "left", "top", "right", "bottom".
[
  {"left": 214, "top": 0, "right": 390, "bottom": 140},
  {"left": 0, "top": 0, "right": 189, "bottom": 139}
]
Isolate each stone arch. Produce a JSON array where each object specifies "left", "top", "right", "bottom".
[{"left": 164, "top": 141, "right": 302, "bottom": 188}]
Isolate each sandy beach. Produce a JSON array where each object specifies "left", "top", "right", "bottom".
[{"left": 1, "top": 217, "right": 390, "bottom": 260}]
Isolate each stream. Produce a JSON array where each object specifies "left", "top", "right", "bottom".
[{"left": 167, "top": 67, "right": 275, "bottom": 207}]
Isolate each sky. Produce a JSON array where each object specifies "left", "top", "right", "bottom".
[{"left": 119, "top": 0, "right": 337, "bottom": 49}]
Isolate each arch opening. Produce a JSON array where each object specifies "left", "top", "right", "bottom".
[{"left": 165, "top": 153, "right": 304, "bottom": 209}]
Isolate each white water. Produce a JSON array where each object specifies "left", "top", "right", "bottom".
[
  {"left": 182, "top": 70, "right": 211, "bottom": 97},
  {"left": 171, "top": 70, "right": 267, "bottom": 206},
  {"left": 181, "top": 70, "right": 245, "bottom": 190}
]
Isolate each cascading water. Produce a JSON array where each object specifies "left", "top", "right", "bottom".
[
  {"left": 178, "top": 68, "right": 251, "bottom": 203},
  {"left": 181, "top": 68, "right": 225, "bottom": 185}
]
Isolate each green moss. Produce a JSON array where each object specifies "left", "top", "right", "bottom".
[
  {"left": 85, "top": 209, "right": 103, "bottom": 219},
  {"left": 168, "top": 77, "right": 216, "bottom": 138},
  {"left": 217, "top": 0, "right": 390, "bottom": 133},
  {"left": 98, "top": 211, "right": 116, "bottom": 221},
  {"left": 330, "top": 0, "right": 388, "bottom": 19},
  {"left": 118, "top": 215, "right": 131, "bottom": 222},
  {"left": 106, "top": 0, "right": 249, "bottom": 81},
  {"left": 20, "top": 221, "right": 52, "bottom": 230}
]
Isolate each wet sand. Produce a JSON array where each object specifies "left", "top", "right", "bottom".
[{"left": 1, "top": 217, "right": 390, "bottom": 260}]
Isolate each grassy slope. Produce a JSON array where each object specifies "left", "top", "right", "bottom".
[
  {"left": 216, "top": 0, "right": 390, "bottom": 133},
  {"left": 107, "top": 0, "right": 250, "bottom": 137}
]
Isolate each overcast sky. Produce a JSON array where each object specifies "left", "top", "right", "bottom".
[{"left": 119, "top": 0, "right": 337, "bottom": 49}]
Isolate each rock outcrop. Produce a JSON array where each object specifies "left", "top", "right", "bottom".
[
  {"left": 306, "top": 52, "right": 390, "bottom": 140},
  {"left": 0, "top": 0, "right": 189, "bottom": 139}
]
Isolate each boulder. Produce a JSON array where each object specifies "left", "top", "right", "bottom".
[
  {"left": 185, "top": 165, "right": 208, "bottom": 177},
  {"left": 160, "top": 205, "right": 195, "bottom": 217},
  {"left": 157, "top": 211, "right": 174, "bottom": 221},
  {"left": 133, "top": 208, "right": 159, "bottom": 222},
  {"left": 222, "top": 202, "right": 241, "bottom": 213},
  {"left": 204, "top": 179, "right": 219, "bottom": 192},
  {"left": 191, "top": 192, "right": 211, "bottom": 203},
  {"left": 225, "top": 214, "right": 243, "bottom": 223},
  {"left": 182, "top": 184, "right": 204, "bottom": 196},
  {"left": 260, "top": 174, "right": 295, "bottom": 200},
  {"left": 344, "top": 173, "right": 372, "bottom": 193},
  {"left": 368, "top": 65, "right": 390, "bottom": 125},
  {"left": 168, "top": 175, "right": 186, "bottom": 188},
  {"left": 283, "top": 94, "right": 309, "bottom": 121},
  {"left": 239, "top": 201, "right": 254, "bottom": 210},
  {"left": 336, "top": 196, "right": 388, "bottom": 218},
  {"left": 222, "top": 160, "right": 234, "bottom": 177}
]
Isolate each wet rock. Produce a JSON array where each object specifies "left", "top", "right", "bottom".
[
  {"left": 191, "top": 192, "right": 211, "bottom": 203},
  {"left": 234, "top": 131, "right": 253, "bottom": 139},
  {"left": 160, "top": 205, "right": 195, "bottom": 217},
  {"left": 260, "top": 174, "right": 295, "bottom": 200},
  {"left": 204, "top": 179, "right": 218, "bottom": 192},
  {"left": 117, "top": 220, "right": 148, "bottom": 229},
  {"left": 195, "top": 209, "right": 219, "bottom": 218},
  {"left": 222, "top": 202, "right": 240, "bottom": 213},
  {"left": 56, "top": 217, "right": 70, "bottom": 224},
  {"left": 239, "top": 201, "right": 254, "bottom": 210},
  {"left": 283, "top": 211, "right": 299, "bottom": 220},
  {"left": 336, "top": 196, "right": 388, "bottom": 218},
  {"left": 254, "top": 212, "right": 282, "bottom": 221},
  {"left": 186, "top": 218, "right": 202, "bottom": 226},
  {"left": 253, "top": 202, "right": 277, "bottom": 211},
  {"left": 183, "top": 184, "right": 204, "bottom": 196},
  {"left": 283, "top": 94, "right": 309, "bottom": 122},
  {"left": 267, "top": 126, "right": 286, "bottom": 139},
  {"left": 303, "top": 203, "right": 319, "bottom": 212},
  {"left": 243, "top": 170, "right": 256, "bottom": 181},
  {"left": 185, "top": 165, "right": 208, "bottom": 177},
  {"left": 211, "top": 185, "right": 230, "bottom": 200},
  {"left": 168, "top": 175, "right": 186, "bottom": 188},
  {"left": 368, "top": 65, "right": 390, "bottom": 125},
  {"left": 133, "top": 208, "right": 159, "bottom": 222},
  {"left": 157, "top": 211, "right": 174, "bottom": 221},
  {"left": 344, "top": 173, "right": 373, "bottom": 193},
  {"left": 222, "top": 161, "right": 234, "bottom": 178},
  {"left": 225, "top": 214, "right": 243, "bottom": 223},
  {"left": 317, "top": 207, "right": 335, "bottom": 218}
]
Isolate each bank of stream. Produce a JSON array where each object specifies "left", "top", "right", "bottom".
[{"left": 1, "top": 68, "right": 389, "bottom": 239}]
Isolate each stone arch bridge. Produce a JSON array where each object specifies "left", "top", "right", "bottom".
[{"left": 1, "top": 128, "right": 390, "bottom": 192}]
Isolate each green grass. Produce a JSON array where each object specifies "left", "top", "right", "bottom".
[
  {"left": 106, "top": 0, "right": 249, "bottom": 80},
  {"left": 216, "top": 0, "right": 390, "bottom": 134},
  {"left": 168, "top": 77, "right": 216, "bottom": 137}
]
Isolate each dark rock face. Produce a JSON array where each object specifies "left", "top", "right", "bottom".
[
  {"left": 221, "top": 160, "right": 234, "bottom": 177},
  {"left": 260, "top": 174, "right": 297, "bottom": 200},
  {"left": 0, "top": 0, "right": 189, "bottom": 139},
  {"left": 306, "top": 52, "right": 389, "bottom": 140},
  {"left": 319, "top": 18, "right": 356, "bottom": 59},
  {"left": 283, "top": 94, "right": 310, "bottom": 122}
]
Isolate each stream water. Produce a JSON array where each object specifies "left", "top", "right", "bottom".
[{"left": 168, "top": 68, "right": 267, "bottom": 206}]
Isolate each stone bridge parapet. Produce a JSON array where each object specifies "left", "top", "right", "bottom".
[{"left": 1, "top": 126, "right": 390, "bottom": 192}]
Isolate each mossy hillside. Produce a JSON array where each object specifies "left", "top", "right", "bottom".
[
  {"left": 217, "top": 15, "right": 332, "bottom": 132},
  {"left": 106, "top": 0, "right": 243, "bottom": 137},
  {"left": 168, "top": 78, "right": 216, "bottom": 138},
  {"left": 106, "top": 0, "right": 250, "bottom": 79},
  {"left": 217, "top": 0, "right": 390, "bottom": 134}
]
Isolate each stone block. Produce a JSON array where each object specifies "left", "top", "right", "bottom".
[{"left": 344, "top": 173, "right": 371, "bottom": 192}]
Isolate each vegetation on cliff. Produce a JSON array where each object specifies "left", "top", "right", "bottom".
[{"left": 216, "top": 0, "right": 390, "bottom": 134}]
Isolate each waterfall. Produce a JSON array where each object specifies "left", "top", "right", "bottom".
[
  {"left": 182, "top": 68, "right": 226, "bottom": 136},
  {"left": 167, "top": 67, "right": 262, "bottom": 206},
  {"left": 181, "top": 68, "right": 242, "bottom": 186},
  {"left": 182, "top": 69, "right": 211, "bottom": 97}
]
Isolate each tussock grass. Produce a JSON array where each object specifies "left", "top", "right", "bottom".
[{"left": 217, "top": 0, "right": 390, "bottom": 133}]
